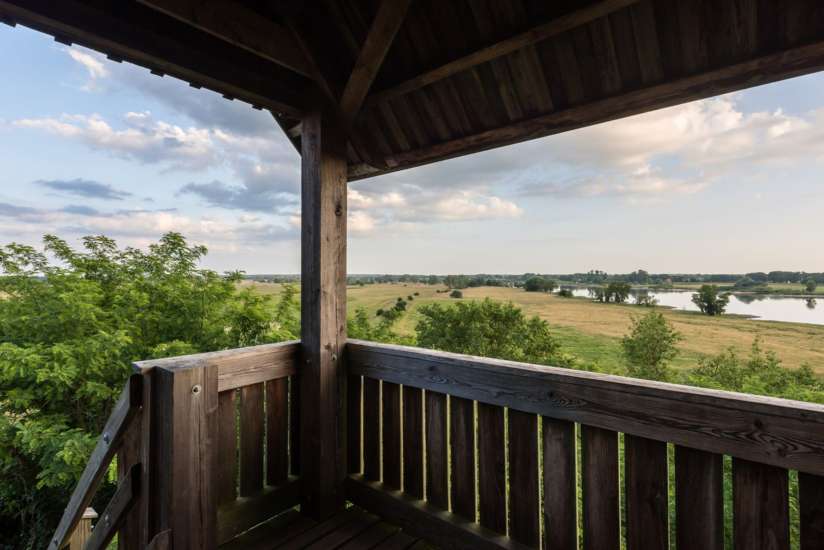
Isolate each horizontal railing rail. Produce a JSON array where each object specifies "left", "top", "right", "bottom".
[{"left": 345, "top": 339, "right": 824, "bottom": 550}]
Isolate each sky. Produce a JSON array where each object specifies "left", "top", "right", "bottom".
[{"left": 1, "top": 25, "right": 824, "bottom": 275}]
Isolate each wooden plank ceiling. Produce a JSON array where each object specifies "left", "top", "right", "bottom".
[{"left": 3, "top": 0, "right": 824, "bottom": 181}]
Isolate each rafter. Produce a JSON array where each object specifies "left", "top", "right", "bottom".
[
  {"left": 362, "top": 0, "right": 640, "bottom": 110},
  {"left": 339, "top": 0, "right": 412, "bottom": 124},
  {"left": 0, "top": 0, "right": 307, "bottom": 117},
  {"left": 137, "top": 0, "right": 313, "bottom": 77},
  {"left": 351, "top": 38, "right": 824, "bottom": 179}
]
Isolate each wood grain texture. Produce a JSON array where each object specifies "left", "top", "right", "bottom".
[
  {"left": 266, "top": 378, "right": 289, "bottom": 486},
  {"left": 543, "top": 417, "right": 577, "bottom": 550},
  {"left": 50, "top": 374, "right": 142, "bottom": 550},
  {"left": 347, "top": 341, "right": 824, "bottom": 474},
  {"left": 135, "top": 340, "right": 299, "bottom": 392},
  {"left": 153, "top": 363, "right": 218, "bottom": 550},
  {"left": 625, "top": 435, "right": 668, "bottom": 550},
  {"left": 289, "top": 376, "right": 300, "bottom": 476},
  {"left": 216, "top": 478, "right": 301, "bottom": 545},
  {"left": 675, "top": 446, "right": 723, "bottom": 550},
  {"left": 477, "top": 403, "right": 505, "bottom": 533},
  {"left": 339, "top": 0, "right": 412, "bottom": 122},
  {"left": 216, "top": 390, "right": 238, "bottom": 506},
  {"left": 733, "top": 459, "right": 789, "bottom": 550},
  {"left": 117, "top": 403, "right": 143, "bottom": 550},
  {"left": 364, "top": 0, "right": 640, "bottom": 107},
  {"left": 85, "top": 464, "right": 141, "bottom": 550},
  {"left": 364, "top": 377, "right": 381, "bottom": 482},
  {"left": 508, "top": 410, "right": 539, "bottom": 546},
  {"left": 300, "top": 110, "right": 348, "bottom": 519},
  {"left": 450, "top": 396, "right": 476, "bottom": 521},
  {"left": 348, "top": 375, "right": 362, "bottom": 475},
  {"left": 403, "top": 386, "right": 424, "bottom": 498},
  {"left": 581, "top": 425, "right": 619, "bottom": 550},
  {"left": 425, "top": 391, "right": 448, "bottom": 510},
  {"left": 240, "top": 383, "right": 264, "bottom": 496},
  {"left": 346, "top": 476, "right": 533, "bottom": 550},
  {"left": 800, "top": 472, "right": 824, "bottom": 550},
  {"left": 136, "top": 0, "right": 312, "bottom": 76},
  {"left": 383, "top": 382, "right": 401, "bottom": 489}
]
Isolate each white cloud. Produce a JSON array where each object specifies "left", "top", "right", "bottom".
[{"left": 66, "top": 48, "right": 109, "bottom": 89}]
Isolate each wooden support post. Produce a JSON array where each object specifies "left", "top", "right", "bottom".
[
  {"left": 67, "top": 508, "right": 97, "bottom": 549},
  {"left": 300, "top": 108, "right": 348, "bottom": 520},
  {"left": 153, "top": 363, "right": 218, "bottom": 550}
]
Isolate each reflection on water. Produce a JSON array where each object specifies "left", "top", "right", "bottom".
[{"left": 569, "top": 288, "right": 824, "bottom": 326}]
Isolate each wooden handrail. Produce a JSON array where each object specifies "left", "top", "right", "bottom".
[
  {"left": 84, "top": 463, "right": 142, "bottom": 550},
  {"left": 346, "top": 339, "right": 824, "bottom": 475},
  {"left": 134, "top": 340, "right": 299, "bottom": 391},
  {"left": 50, "top": 374, "right": 143, "bottom": 550}
]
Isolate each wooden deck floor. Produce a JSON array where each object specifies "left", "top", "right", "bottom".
[{"left": 219, "top": 506, "right": 435, "bottom": 550}]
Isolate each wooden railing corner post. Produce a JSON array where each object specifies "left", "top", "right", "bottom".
[{"left": 153, "top": 362, "right": 219, "bottom": 550}]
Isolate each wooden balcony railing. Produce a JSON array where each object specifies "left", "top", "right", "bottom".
[
  {"left": 345, "top": 339, "right": 824, "bottom": 550},
  {"left": 54, "top": 338, "right": 824, "bottom": 549}
]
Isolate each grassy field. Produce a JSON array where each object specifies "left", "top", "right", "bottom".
[{"left": 241, "top": 281, "right": 824, "bottom": 374}]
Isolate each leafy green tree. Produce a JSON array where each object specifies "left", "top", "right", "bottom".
[
  {"left": 0, "top": 233, "right": 294, "bottom": 548},
  {"left": 444, "top": 275, "right": 470, "bottom": 289},
  {"left": 524, "top": 276, "right": 557, "bottom": 293},
  {"left": 415, "top": 299, "right": 565, "bottom": 365},
  {"left": 805, "top": 279, "right": 818, "bottom": 293},
  {"left": 691, "top": 285, "right": 730, "bottom": 315},
  {"left": 621, "top": 312, "right": 681, "bottom": 381},
  {"left": 558, "top": 288, "right": 574, "bottom": 298},
  {"left": 449, "top": 290, "right": 463, "bottom": 299},
  {"left": 606, "top": 282, "right": 632, "bottom": 303}
]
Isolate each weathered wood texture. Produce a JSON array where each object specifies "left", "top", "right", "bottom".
[
  {"left": 477, "top": 403, "right": 505, "bottom": 534},
  {"left": 625, "top": 435, "right": 668, "bottom": 550},
  {"left": 675, "top": 446, "right": 723, "bottom": 550},
  {"left": 346, "top": 476, "right": 532, "bottom": 550},
  {"left": 240, "top": 383, "right": 265, "bottom": 496},
  {"left": 581, "top": 426, "right": 619, "bottom": 550},
  {"left": 50, "top": 374, "right": 143, "bottom": 550},
  {"left": 348, "top": 375, "right": 362, "bottom": 475},
  {"left": 135, "top": 340, "right": 299, "bottom": 391},
  {"left": 217, "top": 478, "right": 301, "bottom": 545},
  {"left": 363, "top": 377, "right": 381, "bottom": 482},
  {"left": 300, "top": 110, "right": 348, "bottom": 519},
  {"left": 383, "top": 382, "right": 402, "bottom": 489},
  {"left": 425, "top": 391, "right": 448, "bottom": 510},
  {"left": 508, "top": 410, "right": 539, "bottom": 546},
  {"left": 800, "top": 472, "right": 824, "bottom": 549},
  {"left": 85, "top": 464, "right": 142, "bottom": 550},
  {"left": 136, "top": 0, "right": 312, "bottom": 76},
  {"left": 154, "top": 364, "right": 218, "bottom": 550},
  {"left": 216, "top": 390, "right": 238, "bottom": 506},
  {"left": 543, "top": 417, "right": 577, "bottom": 550},
  {"left": 117, "top": 405, "right": 143, "bottom": 550},
  {"left": 339, "top": 0, "right": 412, "bottom": 122},
  {"left": 402, "top": 386, "right": 424, "bottom": 498},
  {"left": 450, "top": 396, "right": 476, "bottom": 521},
  {"left": 733, "top": 459, "right": 790, "bottom": 550},
  {"left": 267, "top": 378, "right": 289, "bottom": 486},
  {"left": 67, "top": 508, "right": 97, "bottom": 550},
  {"left": 347, "top": 340, "right": 824, "bottom": 474}
]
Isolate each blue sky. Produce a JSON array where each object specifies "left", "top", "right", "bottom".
[{"left": 2, "top": 24, "right": 823, "bottom": 274}]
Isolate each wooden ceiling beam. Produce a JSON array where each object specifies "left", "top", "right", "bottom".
[
  {"left": 363, "top": 0, "right": 640, "bottom": 110},
  {"left": 339, "top": 0, "right": 412, "bottom": 124},
  {"left": 137, "top": 0, "right": 313, "bottom": 78},
  {"left": 0, "top": 0, "right": 307, "bottom": 117},
  {"left": 351, "top": 38, "right": 824, "bottom": 180}
]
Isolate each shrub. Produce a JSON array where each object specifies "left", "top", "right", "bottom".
[
  {"left": 691, "top": 285, "right": 730, "bottom": 315},
  {"left": 450, "top": 290, "right": 463, "bottom": 299},
  {"left": 558, "top": 288, "right": 574, "bottom": 298},
  {"left": 621, "top": 312, "right": 681, "bottom": 381},
  {"left": 416, "top": 299, "right": 565, "bottom": 365}
]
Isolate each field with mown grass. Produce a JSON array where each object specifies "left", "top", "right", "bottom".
[{"left": 241, "top": 281, "right": 824, "bottom": 374}]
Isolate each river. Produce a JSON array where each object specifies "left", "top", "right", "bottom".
[{"left": 569, "top": 288, "right": 824, "bottom": 326}]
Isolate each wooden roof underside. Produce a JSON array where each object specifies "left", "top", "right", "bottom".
[{"left": 3, "top": 0, "right": 824, "bottom": 181}]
